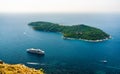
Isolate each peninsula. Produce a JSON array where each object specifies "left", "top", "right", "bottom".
[{"left": 28, "top": 21, "right": 110, "bottom": 42}]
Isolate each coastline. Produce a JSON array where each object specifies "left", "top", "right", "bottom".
[
  {"left": 62, "top": 36, "right": 111, "bottom": 42},
  {"left": 31, "top": 31, "right": 111, "bottom": 42},
  {"left": 29, "top": 22, "right": 111, "bottom": 43},
  {"left": 0, "top": 61, "right": 44, "bottom": 74}
]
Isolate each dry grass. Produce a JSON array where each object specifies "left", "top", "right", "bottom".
[{"left": 0, "top": 63, "right": 44, "bottom": 74}]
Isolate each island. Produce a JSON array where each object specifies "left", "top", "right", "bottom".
[{"left": 28, "top": 21, "right": 110, "bottom": 42}]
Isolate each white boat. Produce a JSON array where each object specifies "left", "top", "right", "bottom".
[
  {"left": 27, "top": 48, "right": 45, "bottom": 55},
  {"left": 27, "top": 62, "right": 40, "bottom": 65},
  {"left": 100, "top": 60, "right": 108, "bottom": 63}
]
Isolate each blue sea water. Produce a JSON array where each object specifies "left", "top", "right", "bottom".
[{"left": 0, "top": 13, "right": 120, "bottom": 74}]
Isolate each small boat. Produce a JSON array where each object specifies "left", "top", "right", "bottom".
[
  {"left": 27, "top": 62, "right": 40, "bottom": 65},
  {"left": 100, "top": 60, "right": 108, "bottom": 63},
  {"left": 27, "top": 48, "right": 45, "bottom": 55}
]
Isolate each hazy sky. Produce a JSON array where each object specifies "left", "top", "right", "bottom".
[{"left": 0, "top": 0, "right": 119, "bottom": 13}]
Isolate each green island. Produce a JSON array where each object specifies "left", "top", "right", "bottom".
[{"left": 28, "top": 21, "right": 110, "bottom": 42}]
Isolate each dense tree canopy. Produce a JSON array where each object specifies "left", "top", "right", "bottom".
[{"left": 28, "top": 21, "right": 110, "bottom": 40}]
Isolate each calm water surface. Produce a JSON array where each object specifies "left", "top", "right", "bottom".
[{"left": 0, "top": 13, "right": 120, "bottom": 74}]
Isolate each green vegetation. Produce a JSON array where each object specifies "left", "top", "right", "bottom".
[{"left": 28, "top": 21, "right": 110, "bottom": 41}]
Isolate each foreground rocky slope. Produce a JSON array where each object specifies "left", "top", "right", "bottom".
[{"left": 0, "top": 61, "right": 44, "bottom": 74}]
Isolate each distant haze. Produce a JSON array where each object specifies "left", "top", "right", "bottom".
[{"left": 0, "top": 0, "right": 119, "bottom": 13}]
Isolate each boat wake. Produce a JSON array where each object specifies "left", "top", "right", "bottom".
[
  {"left": 95, "top": 63, "right": 120, "bottom": 70},
  {"left": 105, "top": 65, "right": 120, "bottom": 70}
]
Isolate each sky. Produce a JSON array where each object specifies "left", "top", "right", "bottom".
[{"left": 0, "top": 0, "right": 119, "bottom": 13}]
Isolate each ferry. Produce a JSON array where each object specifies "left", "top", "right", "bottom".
[{"left": 27, "top": 48, "right": 45, "bottom": 55}]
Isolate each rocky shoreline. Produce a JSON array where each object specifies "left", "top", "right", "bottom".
[
  {"left": 62, "top": 36, "right": 111, "bottom": 42},
  {"left": 0, "top": 60, "right": 44, "bottom": 74}
]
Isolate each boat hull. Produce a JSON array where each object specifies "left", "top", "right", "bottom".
[{"left": 27, "top": 48, "right": 45, "bottom": 55}]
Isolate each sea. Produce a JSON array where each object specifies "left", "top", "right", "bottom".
[{"left": 0, "top": 13, "right": 120, "bottom": 74}]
